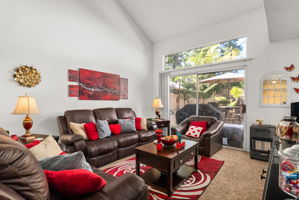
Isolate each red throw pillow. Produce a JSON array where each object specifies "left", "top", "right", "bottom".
[
  {"left": 190, "top": 121, "right": 208, "bottom": 133},
  {"left": 84, "top": 122, "right": 99, "bottom": 140},
  {"left": 44, "top": 169, "right": 106, "bottom": 197},
  {"left": 25, "top": 140, "right": 41, "bottom": 149},
  {"left": 109, "top": 124, "right": 121, "bottom": 135},
  {"left": 135, "top": 117, "right": 142, "bottom": 131}
]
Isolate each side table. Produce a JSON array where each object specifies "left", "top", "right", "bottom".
[
  {"left": 18, "top": 134, "right": 59, "bottom": 145},
  {"left": 148, "top": 118, "right": 170, "bottom": 135}
]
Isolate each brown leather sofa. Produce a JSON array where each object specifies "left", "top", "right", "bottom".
[
  {"left": 0, "top": 128, "right": 148, "bottom": 200},
  {"left": 171, "top": 115, "right": 224, "bottom": 157},
  {"left": 57, "top": 108, "right": 155, "bottom": 168}
]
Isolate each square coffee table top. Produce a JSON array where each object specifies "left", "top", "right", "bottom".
[{"left": 135, "top": 139, "right": 197, "bottom": 159}]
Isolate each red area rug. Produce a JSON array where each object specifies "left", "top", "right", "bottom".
[{"left": 103, "top": 156, "right": 224, "bottom": 200}]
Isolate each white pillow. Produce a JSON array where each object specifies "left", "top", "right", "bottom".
[
  {"left": 140, "top": 118, "right": 148, "bottom": 130},
  {"left": 69, "top": 122, "right": 87, "bottom": 140},
  {"left": 30, "top": 135, "right": 63, "bottom": 160},
  {"left": 186, "top": 125, "right": 203, "bottom": 138}
]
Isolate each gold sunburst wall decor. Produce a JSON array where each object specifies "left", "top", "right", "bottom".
[{"left": 13, "top": 65, "right": 41, "bottom": 87}]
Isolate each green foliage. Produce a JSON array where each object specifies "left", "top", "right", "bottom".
[
  {"left": 229, "top": 101, "right": 238, "bottom": 106},
  {"left": 165, "top": 38, "right": 245, "bottom": 70},
  {"left": 215, "top": 96, "right": 229, "bottom": 105},
  {"left": 230, "top": 87, "right": 244, "bottom": 99}
]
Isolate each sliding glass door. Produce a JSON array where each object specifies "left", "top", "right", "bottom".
[
  {"left": 169, "top": 69, "right": 246, "bottom": 149},
  {"left": 169, "top": 74, "right": 197, "bottom": 124}
]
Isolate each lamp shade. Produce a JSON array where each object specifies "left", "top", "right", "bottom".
[
  {"left": 12, "top": 95, "right": 39, "bottom": 114},
  {"left": 152, "top": 98, "right": 164, "bottom": 109}
]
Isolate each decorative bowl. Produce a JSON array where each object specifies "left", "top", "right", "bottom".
[{"left": 161, "top": 135, "right": 178, "bottom": 146}]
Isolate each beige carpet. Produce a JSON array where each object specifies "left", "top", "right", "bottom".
[
  {"left": 101, "top": 147, "right": 268, "bottom": 200},
  {"left": 200, "top": 148, "right": 267, "bottom": 200}
]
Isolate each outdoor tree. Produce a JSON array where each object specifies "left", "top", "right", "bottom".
[
  {"left": 230, "top": 86, "right": 244, "bottom": 100},
  {"left": 168, "top": 38, "right": 245, "bottom": 110}
]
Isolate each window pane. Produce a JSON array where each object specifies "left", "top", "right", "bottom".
[
  {"left": 164, "top": 37, "right": 247, "bottom": 71},
  {"left": 262, "top": 73, "right": 288, "bottom": 106},
  {"left": 169, "top": 75, "right": 197, "bottom": 125},
  {"left": 268, "top": 97, "right": 275, "bottom": 104}
]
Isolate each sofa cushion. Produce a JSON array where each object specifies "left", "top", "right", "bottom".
[
  {"left": 186, "top": 125, "right": 203, "bottom": 138},
  {"left": 109, "top": 124, "right": 121, "bottom": 135},
  {"left": 114, "top": 133, "right": 139, "bottom": 148},
  {"left": 65, "top": 110, "right": 95, "bottom": 124},
  {"left": 97, "top": 120, "right": 111, "bottom": 139},
  {"left": 70, "top": 122, "right": 88, "bottom": 140},
  {"left": 190, "top": 121, "right": 208, "bottom": 133},
  {"left": 115, "top": 108, "right": 136, "bottom": 119},
  {"left": 65, "top": 110, "right": 95, "bottom": 134},
  {"left": 84, "top": 122, "right": 99, "bottom": 141},
  {"left": 93, "top": 108, "right": 118, "bottom": 124},
  {"left": 39, "top": 151, "right": 92, "bottom": 172},
  {"left": 30, "top": 135, "right": 63, "bottom": 160},
  {"left": 137, "top": 130, "right": 156, "bottom": 143},
  {"left": 135, "top": 117, "right": 148, "bottom": 131},
  {"left": 44, "top": 169, "right": 106, "bottom": 197},
  {"left": 85, "top": 138, "right": 117, "bottom": 158},
  {"left": 118, "top": 118, "right": 136, "bottom": 133}
]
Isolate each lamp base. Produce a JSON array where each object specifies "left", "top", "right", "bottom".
[
  {"left": 21, "top": 114, "right": 35, "bottom": 142},
  {"left": 20, "top": 134, "right": 35, "bottom": 142},
  {"left": 155, "top": 110, "right": 161, "bottom": 119}
]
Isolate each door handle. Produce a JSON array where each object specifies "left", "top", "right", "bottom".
[{"left": 242, "top": 104, "right": 246, "bottom": 113}]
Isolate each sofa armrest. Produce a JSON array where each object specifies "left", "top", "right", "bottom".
[
  {"left": 198, "top": 120, "right": 223, "bottom": 146},
  {"left": 102, "top": 173, "right": 148, "bottom": 200},
  {"left": 206, "top": 120, "right": 224, "bottom": 135},
  {"left": 172, "top": 120, "right": 189, "bottom": 135},
  {"left": 59, "top": 134, "right": 86, "bottom": 153},
  {"left": 0, "top": 183, "right": 25, "bottom": 200},
  {"left": 82, "top": 174, "right": 148, "bottom": 200},
  {"left": 59, "top": 134, "right": 84, "bottom": 146}
]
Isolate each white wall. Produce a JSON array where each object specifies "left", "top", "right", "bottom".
[
  {"left": 0, "top": 0, "right": 153, "bottom": 136},
  {"left": 153, "top": 8, "right": 299, "bottom": 151}
]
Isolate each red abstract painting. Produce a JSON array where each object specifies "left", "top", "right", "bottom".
[
  {"left": 79, "top": 68, "right": 120, "bottom": 100},
  {"left": 68, "top": 85, "right": 79, "bottom": 97},
  {"left": 68, "top": 70, "right": 79, "bottom": 82},
  {"left": 120, "top": 78, "right": 128, "bottom": 99}
]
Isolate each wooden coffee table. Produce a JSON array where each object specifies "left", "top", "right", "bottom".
[{"left": 135, "top": 139, "right": 198, "bottom": 196}]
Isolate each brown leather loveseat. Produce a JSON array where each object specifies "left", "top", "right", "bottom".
[
  {"left": 172, "top": 115, "right": 224, "bottom": 157},
  {"left": 0, "top": 128, "right": 148, "bottom": 200},
  {"left": 57, "top": 108, "right": 155, "bottom": 167}
]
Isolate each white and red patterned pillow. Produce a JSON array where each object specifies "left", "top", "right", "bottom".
[{"left": 185, "top": 125, "right": 203, "bottom": 138}]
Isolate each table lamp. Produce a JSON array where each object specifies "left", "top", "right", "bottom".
[
  {"left": 12, "top": 94, "right": 39, "bottom": 141},
  {"left": 152, "top": 97, "right": 164, "bottom": 119}
]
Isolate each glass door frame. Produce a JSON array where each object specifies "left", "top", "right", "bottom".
[{"left": 160, "top": 64, "right": 248, "bottom": 151}]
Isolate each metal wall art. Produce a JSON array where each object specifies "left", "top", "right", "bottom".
[{"left": 13, "top": 65, "right": 41, "bottom": 88}]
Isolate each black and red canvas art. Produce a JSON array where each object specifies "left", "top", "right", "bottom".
[
  {"left": 79, "top": 68, "right": 120, "bottom": 100},
  {"left": 68, "top": 70, "right": 79, "bottom": 82},
  {"left": 120, "top": 78, "right": 128, "bottom": 99},
  {"left": 68, "top": 85, "right": 79, "bottom": 97}
]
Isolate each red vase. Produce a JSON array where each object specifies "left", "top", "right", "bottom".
[
  {"left": 156, "top": 134, "right": 162, "bottom": 144},
  {"left": 156, "top": 143, "right": 163, "bottom": 151}
]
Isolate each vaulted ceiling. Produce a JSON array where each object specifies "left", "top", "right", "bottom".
[
  {"left": 264, "top": 0, "right": 299, "bottom": 42},
  {"left": 117, "top": 0, "right": 264, "bottom": 42}
]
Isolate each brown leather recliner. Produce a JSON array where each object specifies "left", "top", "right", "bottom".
[
  {"left": 171, "top": 115, "right": 224, "bottom": 157},
  {"left": 0, "top": 128, "right": 148, "bottom": 200},
  {"left": 57, "top": 108, "right": 155, "bottom": 168}
]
